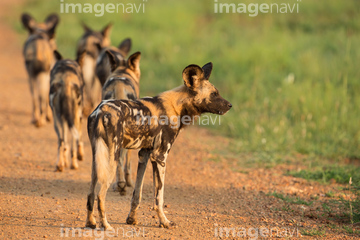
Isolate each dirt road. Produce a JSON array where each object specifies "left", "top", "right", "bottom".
[{"left": 0, "top": 1, "right": 357, "bottom": 239}]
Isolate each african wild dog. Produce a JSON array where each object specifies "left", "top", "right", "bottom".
[
  {"left": 21, "top": 13, "right": 59, "bottom": 127},
  {"left": 95, "top": 38, "right": 132, "bottom": 86},
  {"left": 49, "top": 51, "right": 86, "bottom": 172},
  {"left": 85, "top": 62, "right": 232, "bottom": 230},
  {"left": 76, "top": 23, "right": 112, "bottom": 115},
  {"left": 101, "top": 50, "right": 141, "bottom": 195}
]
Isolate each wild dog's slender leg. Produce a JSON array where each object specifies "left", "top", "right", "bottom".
[
  {"left": 62, "top": 122, "right": 70, "bottom": 168},
  {"left": 29, "top": 77, "right": 40, "bottom": 126},
  {"left": 85, "top": 157, "right": 97, "bottom": 229},
  {"left": 46, "top": 103, "right": 53, "bottom": 122},
  {"left": 37, "top": 72, "right": 50, "bottom": 126},
  {"left": 54, "top": 114, "right": 65, "bottom": 172},
  {"left": 96, "top": 137, "right": 117, "bottom": 231},
  {"left": 151, "top": 159, "right": 175, "bottom": 228},
  {"left": 77, "top": 114, "right": 84, "bottom": 161},
  {"left": 125, "top": 150, "right": 133, "bottom": 187},
  {"left": 70, "top": 129, "right": 79, "bottom": 170},
  {"left": 126, "top": 149, "right": 150, "bottom": 225},
  {"left": 97, "top": 183, "right": 113, "bottom": 230},
  {"left": 98, "top": 179, "right": 114, "bottom": 230},
  {"left": 70, "top": 108, "right": 81, "bottom": 169},
  {"left": 113, "top": 149, "right": 127, "bottom": 195}
]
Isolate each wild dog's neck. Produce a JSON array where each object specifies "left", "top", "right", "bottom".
[
  {"left": 159, "top": 85, "right": 200, "bottom": 128},
  {"left": 112, "top": 67, "right": 139, "bottom": 83}
]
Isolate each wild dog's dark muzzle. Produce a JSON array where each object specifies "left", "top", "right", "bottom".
[{"left": 219, "top": 99, "right": 232, "bottom": 115}]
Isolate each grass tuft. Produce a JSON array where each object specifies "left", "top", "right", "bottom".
[{"left": 268, "top": 192, "right": 313, "bottom": 206}]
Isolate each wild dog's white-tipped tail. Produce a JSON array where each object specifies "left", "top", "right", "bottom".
[
  {"left": 70, "top": 127, "right": 79, "bottom": 140},
  {"left": 95, "top": 138, "right": 109, "bottom": 183},
  {"left": 94, "top": 138, "right": 116, "bottom": 184}
]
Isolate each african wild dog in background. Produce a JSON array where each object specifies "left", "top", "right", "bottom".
[
  {"left": 49, "top": 50, "right": 86, "bottom": 172},
  {"left": 95, "top": 38, "right": 132, "bottom": 86},
  {"left": 21, "top": 13, "right": 59, "bottom": 127},
  {"left": 100, "top": 50, "right": 141, "bottom": 195},
  {"left": 85, "top": 62, "right": 232, "bottom": 230},
  {"left": 76, "top": 23, "right": 112, "bottom": 115}
]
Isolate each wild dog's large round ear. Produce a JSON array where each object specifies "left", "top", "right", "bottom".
[
  {"left": 118, "top": 38, "right": 132, "bottom": 57},
  {"left": 45, "top": 13, "right": 59, "bottom": 28},
  {"left": 76, "top": 50, "right": 86, "bottom": 68},
  {"left": 44, "top": 14, "right": 59, "bottom": 39},
  {"left": 21, "top": 13, "right": 36, "bottom": 33},
  {"left": 127, "top": 52, "right": 141, "bottom": 76},
  {"left": 53, "top": 50, "right": 63, "bottom": 61},
  {"left": 202, "top": 62, "right": 213, "bottom": 80},
  {"left": 101, "top": 22, "right": 113, "bottom": 47},
  {"left": 81, "top": 22, "right": 92, "bottom": 33},
  {"left": 101, "top": 22, "right": 113, "bottom": 38},
  {"left": 182, "top": 64, "right": 204, "bottom": 89},
  {"left": 105, "top": 50, "right": 118, "bottom": 73}
]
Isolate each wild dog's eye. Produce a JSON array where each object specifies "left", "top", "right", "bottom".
[{"left": 211, "top": 92, "right": 219, "bottom": 98}]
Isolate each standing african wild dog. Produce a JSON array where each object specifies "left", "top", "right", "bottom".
[
  {"left": 95, "top": 38, "right": 132, "bottom": 86},
  {"left": 86, "top": 62, "right": 232, "bottom": 230},
  {"left": 101, "top": 50, "right": 141, "bottom": 195},
  {"left": 49, "top": 51, "right": 86, "bottom": 172},
  {"left": 21, "top": 13, "right": 59, "bottom": 127},
  {"left": 76, "top": 23, "right": 112, "bottom": 115}
]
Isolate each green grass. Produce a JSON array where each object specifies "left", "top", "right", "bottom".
[
  {"left": 13, "top": 0, "right": 360, "bottom": 160},
  {"left": 343, "top": 225, "right": 360, "bottom": 234},
  {"left": 289, "top": 165, "right": 360, "bottom": 224},
  {"left": 289, "top": 165, "right": 360, "bottom": 184},
  {"left": 301, "top": 228, "right": 326, "bottom": 237},
  {"left": 268, "top": 192, "right": 313, "bottom": 206}
]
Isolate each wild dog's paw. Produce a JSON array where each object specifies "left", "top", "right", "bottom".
[
  {"left": 100, "top": 223, "right": 114, "bottom": 231},
  {"left": 126, "top": 216, "right": 137, "bottom": 225},
  {"left": 64, "top": 158, "right": 69, "bottom": 168},
  {"left": 85, "top": 222, "right": 97, "bottom": 229},
  {"left": 85, "top": 215, "right": 97, "bottom": 229},
  {"left": 55, "top": 165, "right": 63, "bottom": 172},
  {"left": 113, "top": 181, "right": 127, "bottom": 195},
  {"left": 46, "top": 114, "right": 52, "bottom": 122},
  {"left": 77, "top": 143, "right": 84, "bottom": 161},
  {"left": 125, "top": 174, "right": 134, "bottom": 188},
  {"left": 159, "top": 221, "right": 177, "bottom": 229},
  {"left": 46, "top": 107, "right": 53, "bottom": 122},
  {"left": 34, "top": 119, "right": 45, "bottom": 128},
  {"left": 120, "top": 188, "right": 127, "bottom": 196},
  {"left": 70, "top": 161, "right": 78, "bottom": 170}
]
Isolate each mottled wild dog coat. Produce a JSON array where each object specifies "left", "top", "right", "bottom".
[
  {"left": 21, "top": 13, "right": 59, "bottom": 127},
  {"left": 101, "top": 50, "right": 141, "bottom": 195},
  {"left": 95, "top": 38, "right": 132, "bottom": 86},
  {"left": 76, "top": 23, "right": 112, "bottom": 115},
  {"left": 85, "top": 62, "right": 232, "bottom": 230},
  {"left": 49, "top": 51, "right": 86, "bottom": 172}
]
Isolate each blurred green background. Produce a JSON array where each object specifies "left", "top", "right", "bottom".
[{"left": 14, "top": 0, "right": 360, "bottom": 160}]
